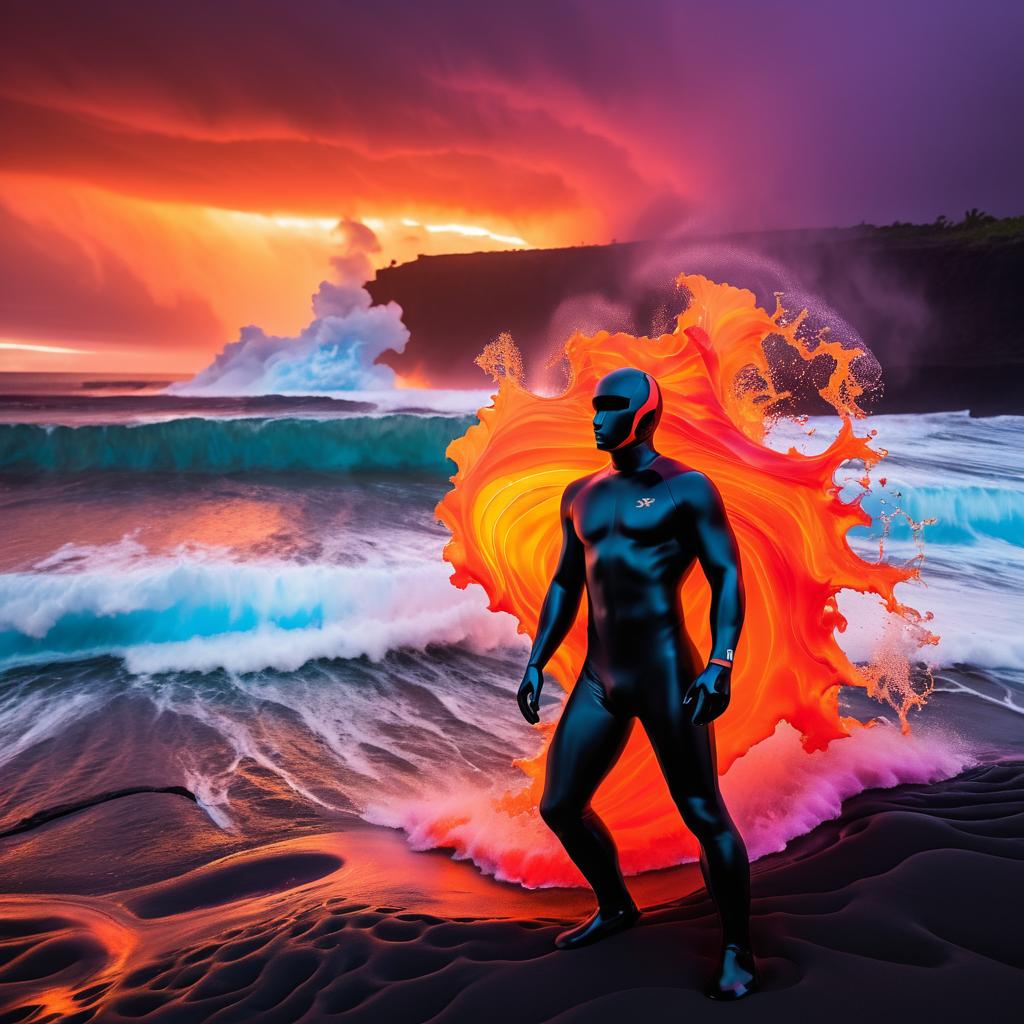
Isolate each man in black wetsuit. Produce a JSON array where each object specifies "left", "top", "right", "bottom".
[{"left": 516, "top": 366, "right": 758, "bottom": 1000}]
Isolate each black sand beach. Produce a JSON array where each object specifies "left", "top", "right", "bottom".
[{"left": 1, "top": 751, "right": 1022, "bottom": 1023}]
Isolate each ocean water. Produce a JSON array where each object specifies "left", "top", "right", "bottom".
[{"left": 1, "top": 375, "right": 1022, "bottom": 878}]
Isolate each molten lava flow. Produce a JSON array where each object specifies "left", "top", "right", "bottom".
[{"left": 433, "top": 273, "right": 938, "bottom": 883}]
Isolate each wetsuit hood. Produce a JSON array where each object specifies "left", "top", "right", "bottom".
[{"left": 592, "top": 368, "right": 663, "bottom": 450}]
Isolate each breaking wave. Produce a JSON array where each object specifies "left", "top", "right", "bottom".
[
  {"left": 0, "top": 553, "right": 524, "bottom": 673},
  {"left": 0, "top": 414, "right": 473, "bottom": 474}
]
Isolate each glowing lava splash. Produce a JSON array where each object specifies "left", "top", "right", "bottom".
[{"left": 425, "top": 274, "right": 948, "bottom": 887}]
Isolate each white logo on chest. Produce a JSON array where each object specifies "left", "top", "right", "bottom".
[{"left": 635, "top": 497, "right": 656, "bottom": 508}]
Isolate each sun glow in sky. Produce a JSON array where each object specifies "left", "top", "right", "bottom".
[
  {"left": 401, "top": 218, "right": 530, "bottom": 247},
  {"left": 0, "top": 340, "right": 95, "bottom": 355},
  {"left": 1, "top": 1, "right": 1020, "bottom": 372}
]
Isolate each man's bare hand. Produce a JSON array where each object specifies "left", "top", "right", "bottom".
[
  {"left": 517, "top": 664, "right": 544, "bottom": 724},
  {"left": 683, "top": 663, "right": 731, "bottom": 726}
]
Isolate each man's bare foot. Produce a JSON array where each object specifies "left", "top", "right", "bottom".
[
  {"left": 706, "top": 942, "right": 759, "bottom": 1000},
  {"left": 554, "top": 901, "right": 641, "bottom": 950}
]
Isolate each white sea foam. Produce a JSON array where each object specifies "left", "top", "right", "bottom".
[
  {"left": 364, "top": 719, "right": 977, "bottom": 887},
  {"left": 0, "top": 550, "right": 525, "bottom": 673}
]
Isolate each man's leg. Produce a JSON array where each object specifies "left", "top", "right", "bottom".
[
  {"left": 641, "top": 700, "right": 750, "bottom": 942},
  {"left": 539, "top": 668, "right": 637, "bottom": 947},
  {"left": 641, "top": 692, "right": 757, "bottom": 997}
]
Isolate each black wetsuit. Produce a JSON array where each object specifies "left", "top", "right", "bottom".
[
  {"left": 517, "top": 366, "right": 756, "bottom": 995},
  {"left": 525, "top": 451, "right": 751, "bottom": 949}
]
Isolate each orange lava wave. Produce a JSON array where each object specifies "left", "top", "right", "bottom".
[{"left": 433, "top": 273, "right": 938, "bottom": 882}]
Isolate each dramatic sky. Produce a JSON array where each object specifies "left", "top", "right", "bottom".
[{"left": 2, "top": 0, "right": 1021, "bottom": 372}]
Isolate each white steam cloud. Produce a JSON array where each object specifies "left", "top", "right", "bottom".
[{"left": 171, "top": 219, "right": 409, "bottom": 396}]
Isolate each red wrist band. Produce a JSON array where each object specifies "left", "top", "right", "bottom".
[{"left": 709, "top": 657, "right": 733, "bottom": 668}]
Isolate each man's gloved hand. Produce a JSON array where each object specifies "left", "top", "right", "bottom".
[
  {"left": 517, "top": 664, "right": 544, "bottom": 724},
  {"left": 683, "top": 662, "right": 731, "bottom": 726}
]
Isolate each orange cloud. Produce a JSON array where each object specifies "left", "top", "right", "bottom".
[{"left": 1, "top": 2, "right": 1019, "bottom": 370}]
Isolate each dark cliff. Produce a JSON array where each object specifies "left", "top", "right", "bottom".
[{"left": 367, "top": 219, "right": 1024, "bottom": 415}]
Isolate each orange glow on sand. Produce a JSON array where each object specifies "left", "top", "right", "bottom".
[{"left": 433, "top": 273, "right": 939, "bottom": 885}]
